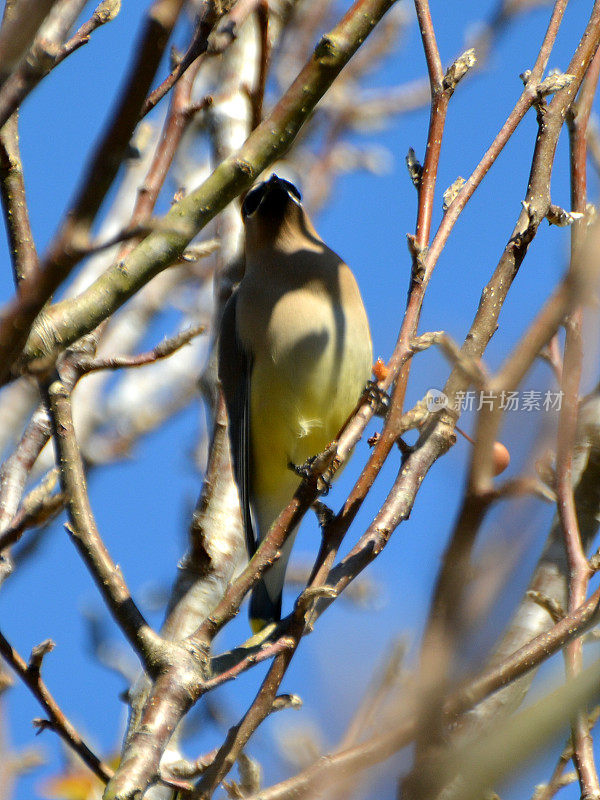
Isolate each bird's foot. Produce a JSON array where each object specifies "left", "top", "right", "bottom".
[
  {"left": 288, "top": 445, "right": 337, "bottom": 495},
  {"left": 364, "top": 380, "right": 390, "bottom": 417},
  {"left": 289, "top": 455, "right": 317, "bottom": 481}
]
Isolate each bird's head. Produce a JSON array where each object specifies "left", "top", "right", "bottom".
[{"left": 241, "top": 174, "right": 314, "bottom": 250}]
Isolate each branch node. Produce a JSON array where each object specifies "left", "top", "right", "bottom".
[
  {"left": 443, "top": 48, "right": 477, "bottom": 94},
  {"left": 314, "top": 34, "right": 340, "bottom": 64},
  {"left": 519, "top": 69, "right": 532, "bottom": 86},
  {"left": 536, "top": 70, "right": 575, "bottom": 99},
  {"left": 28, "top": 639, "right": 55, "bottom": 676},
  {"left": 410, "top": 331, "right": 445, "bottom": 352},
  {"left": 406, "top": 234, "right": 427, "bottom": 285},
  {"left": 271, "top": 693, "right": 302, "bottom": 712},
  {"left": 546, "top": 203, "right": 585, "bottom": 227},
  {"left": 32, "top": 717, "right": 54, "bottom": 735},
  {"left": 93, "top": 0, "right": 121, "bottom": 24},
  {"left": 526, "top": 589, "right": 565, "bottom": 623},
  {"left": 295, "top": 586, "right": 337, "bottom": 619},
  {"left": 443, "top": 177, "right": 466, "bottom": 211},
  {"left": 406, "top": 147, "right": 422, "bottom": 189}
]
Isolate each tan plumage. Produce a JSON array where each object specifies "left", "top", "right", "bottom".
[{"left": 219, "top": 174, "right": 372, "bottom": 630}]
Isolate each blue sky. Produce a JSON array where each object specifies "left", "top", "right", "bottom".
[{"left": 0, "top": 1, "right": 598, "bottom": 798}]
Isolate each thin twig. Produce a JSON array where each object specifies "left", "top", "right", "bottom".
[
  {"left": 0, "top": 629, "right": 113, "bottom": 783},
  {"left": 0, "top": 0, "right": 118, "bottom": 131},
  {"left": 206, "top": 636, "right": 296, "bottom": 691},
  {"left": 0, "top": 321, "right": 200, "bottom": 555},
  {"left": 193, "top": 619, "right": 303, "bottom": 798},
  {"left": 118, "top": 60, "right": 208, "bottom": 263},
  {"left": 16, "top": 0, "right": 399, "bottom": 373},
  {"left": 79, "top": 324, "right": 206, "bottom": 372},
  {"left": 558, "top": 42, "right": 600, "bottom": 800},
  {"left": 0, "top": 111, "right": 38, "bottom": 283},
  {"left": 401, "top": 4, "right": 600, "bottom": 791},
  {"left": 140, "top": 0, "right": 236, "bottom": 118},
  {"left": 43, "top": 376, "right": 162, "bottom": 668},
  {"left": 248, "top": 0, "right": 270, "bottom": 130},
  {"left": 0, "top": 0, "right": 188, "bottom": 383},
  {"left": 304, "top": 0, "right": 570, "bottom": 618},
  {"left": 0, "top": 0, "right": 61, "bottom": 85},
  {"left": 533, "top": 708, "right": 600, "bottom": 800}
]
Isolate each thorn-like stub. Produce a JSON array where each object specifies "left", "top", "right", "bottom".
[
  {"left": 407, "top": 234, "right": 427, "bottom": 286},
  {"left": 33, "top": 717, "right": 54, "bottom": 735},
  {"left": 295, "top": 585, "right": 337, "bottom": 617},
  {"left": 312, "top": 500, "right": 334, "bottom": 529},
  {"left": 443, "top": 48, "right": 477, "bottom": 93},
  {"left": 94, "top": 0, "right": 121, "bottom": 23},
  {"left": 314, "top": 34, "right": 339, "bottom": 64},
  {"left": 29, "top": 639, "right": 55, "bottom": 673},
  {"left": 536, "top": 71, "right": 575, "bottom": 99},
  {"left": 443, "top": 176, "right": 466, "bottom": 211},
  {"left": 519, "top": 69, "right": 532, "bottom": 86},
  {"left": 272, "top": 693, "right": 302, "bottom": 712},
  {"left": 546, "top": 203, "right": 585, "bottom": 227}
]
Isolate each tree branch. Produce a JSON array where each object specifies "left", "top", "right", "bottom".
[
  {"left": 0, "top": 629, "right": 113, "bottom": 783},
  {"left": 43, "top": 376, "right": 163, "bottom": 669},
  {"left": 15, "top": 0, "right": 399, "bottom": 375},
  {"left": 0, "top": 0, "right": 188, "bottom": 383},
  {"left": 0, "top": 0, "right": 62, "bottom": 86},
  {"left": 0, "top": 111, "right": 38, "bottom": 283}
]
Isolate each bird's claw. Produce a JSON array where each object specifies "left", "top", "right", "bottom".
[
  {"left": 289, "top": 455, "right": 316, "bottom": 480},
  {"left": 365, "top": 380, "right": 390, "bottom": 417},
  {"left": 288, "top": 454, "right": 334, "bottom": 495}
]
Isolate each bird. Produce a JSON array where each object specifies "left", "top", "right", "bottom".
[{"left": 218, "top": 174, "right": 372, "bottom": 632}]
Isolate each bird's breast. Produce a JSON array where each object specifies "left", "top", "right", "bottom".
[{"left": 246, "top": 282, "right": 371, "bottom": 474}]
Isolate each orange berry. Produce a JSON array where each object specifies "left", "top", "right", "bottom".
[{"left": 492, "top": 441, "right": 510, "bottom": 475}]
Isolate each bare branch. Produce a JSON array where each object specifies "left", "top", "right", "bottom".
[
  {"left": 0, "top": 111, "right": 38, "bottom": 283},
  {"left": 79, "top": 323, "right": 206, "bottom": 373},
  {"left": 43, "top": 376, "right": 163, "bottom": 668},
  {"left": 0, "top": 0, "right": 117, "bottom": 131},
  {"left": 15, "top": 0, "right": 400, "bottom": 375},
  {"left": 0, "top": 0, "right": 189, "bottom": 382},
  {"left": 0, "top": 629, "right": 113, "bottom": 783},
  {"left": 0, "top": 0, "right": 62, "bottom": 84}
]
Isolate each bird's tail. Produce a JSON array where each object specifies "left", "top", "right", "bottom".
[
  {"left": 249, "top": 580, "right": 282, "bottom": 633},
  {"left": 249, "top": 530, "right": 296, "bottom": 633}
]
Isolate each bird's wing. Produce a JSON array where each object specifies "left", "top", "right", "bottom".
[{"left": 218, "top": 294, "right": 257, "bottom": 557}]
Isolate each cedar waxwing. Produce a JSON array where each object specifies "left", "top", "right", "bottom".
[{"left": 218, "top": 174, "right": 372, "bottom": 632}]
